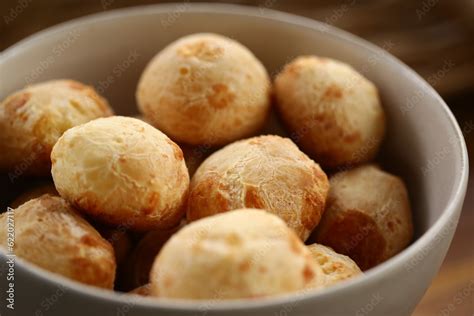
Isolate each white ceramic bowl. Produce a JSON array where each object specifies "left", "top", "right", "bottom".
[{"left": 0, "top": 4, "right": 468, "bottom": 316}]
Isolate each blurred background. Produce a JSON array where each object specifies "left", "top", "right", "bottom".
[{"left": 1, "top": 1, "right": 473, "bottom": 315}]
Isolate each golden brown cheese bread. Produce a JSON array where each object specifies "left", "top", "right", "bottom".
[
  {"left": 136, "top": 33, "right": 271, "bottom": 146},
  {"left": 274, "top": 56, "right": 385, "bottom": 169},
  {"left": 0, "top": 79, "right": 113, "bottom": 175},
  {"left": 314, "top": 165, "right": 413, "bottom": 270},
  {"left": 150, "top": 209, "right": 326, "bottom": 299},
  {"left": 187, "top": 135, "right": 329, "bottom": 240},
  {"left": 0, "top": 195, "right": 116, "bottom": 288},
  {"left": 129, "top": 283, "right": 151, "bottom": 296},
  {"left": 307, "top": 243, "right": 362, "bottom": 286},
  {"left": 51, "top": 116, "right": 189, "bottom": 231}
]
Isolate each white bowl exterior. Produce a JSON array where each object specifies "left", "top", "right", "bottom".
[{"left": 0, "top": 4, "right": 468, "bottom": 316}]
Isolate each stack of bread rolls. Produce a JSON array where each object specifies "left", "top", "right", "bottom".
[{"left": 0, "top": 33, "right": 413, "bottom": 301}]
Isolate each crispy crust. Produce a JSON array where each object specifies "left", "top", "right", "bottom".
[
  {"left": 136, "top": 33, "right": 271, "bottom": 146},
  {"left": 0, "top": 195, "right": 116, "bottom": 289},
  {"left": 314, "top": 165, "right": 413, "bottom": 270},
  {"left": 187, "top": 135, "right": 329, "bottom": 240},
  {"left": 307, "top": 243, "right": 362, "bottom": 286},
  {"left": 150, "top": 209, "right": 326, "bottom": 299},
  {"left": 51, "top": 116, "right": 190, "bottom": 231},
  {"left": 0, "top": 79, "right": 113, "bottom": 175},
  {"left": 129, "top": 283, "right": 151, "bottom": 296},
  {"left": 274, "top": 56, "right": 385, "bottom": 169}
]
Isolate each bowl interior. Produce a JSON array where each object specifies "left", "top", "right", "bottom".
[{"left": 0, "top": 3, "right": 466, "bottom": 301}]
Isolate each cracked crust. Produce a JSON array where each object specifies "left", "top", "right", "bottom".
[
  {"left": 313, "top": 165, "right": 413, "bottom": 270},
  {"left": 136, "top": 33, "right": 271, "bottom": 146},
  {"left": 0, "top": 79, "right": 113, "bottom": 175},
  {"left": 150, "top": 209, "right": 326, "bottom": 299},
  {"left": 307, "top": 243, "right": 362, "bottom": 286},
  {"left": 0, "top": 195, "right": 116, "bottom": 289},
  {"left": 187, "top": 135, "right": 329, "bottom": 240},
  {"left": 274, "top": 56, "right": 385, "bottom": 169},
  {"left": 51, "top": 116, "right": 190, "bottom": 231}
]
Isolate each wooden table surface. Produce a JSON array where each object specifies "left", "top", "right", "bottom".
[{"left": 1, "top": 1, "right": 473, "bottom": 315}]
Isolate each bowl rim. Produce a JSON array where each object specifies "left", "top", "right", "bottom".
[{"left": 0, "top": 2, "right": 469, "bottom": 311}]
